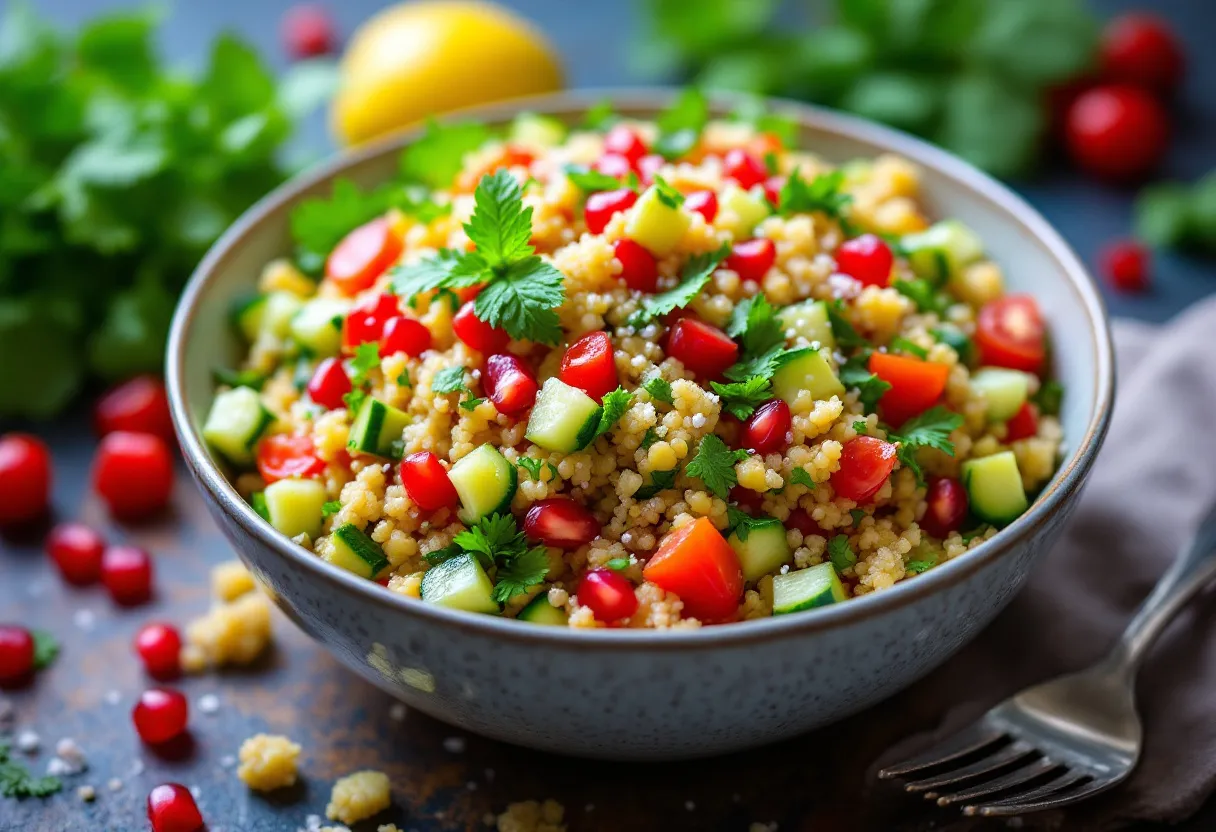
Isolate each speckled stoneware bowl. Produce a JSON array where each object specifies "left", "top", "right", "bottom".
[{"left": 167, "top": 90, "right": 1114, "bottom": 761}]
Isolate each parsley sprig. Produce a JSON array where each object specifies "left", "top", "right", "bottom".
[
  {"left": 828, "top": 535, "right": 857, "bottom": 572},
  {"left": 685, "top": 434, "right": 749, "bottom": 499},
  {"left": 710, "top": 375, "right": 773, "bottom": 420},
  {"left": 838, "top": 353, "right": 891, "bottom": 414},
  {"left": 888, "top": 406, "right": 964, "bottom": 484},
  {"left": 0, "top": 742, "right": 61, "bottom": 799},
  {"left": 627, "top": 243, "right": 730, "bottom": 328},
  {"left": 431, "top": 365, "right": 485, "bottom": 411},
  {"left": 592, "top": 388, "right": 633, "bottom": 440},
  {"left": 430, "top": 513, "right": 551, "bottom": 603},
  {"left": 778, "top": 169, "right": 852, "bottom": 220}
]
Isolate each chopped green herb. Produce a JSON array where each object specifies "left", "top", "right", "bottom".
[
  {"left": 605, "top": 557, "right": 632, "bottom": 571},
  {"left": 654, "top": 87, "right": 709, "bottom": 160},
  {"left": 545, "top": 462, "right": 562, "bottom": 482},
  {"left": 710, "top": 375, "right": 773, "bottom": 420},
  {"left": 458, "top": 397, "right": 486, "bottom": 412},
  {"left": 652, "top": 174, "right": 686, "bottom": 208},
  {"left": 893, "top": 277, "right": 950, "bottom": 315},
  {"left": 724, "top": 345, "right": 814, "bottom": 383},
  {"left": 31, "top": 630, "right": 58, "bottom": 670},
  {"left": 454, "top": 512, "right": 527, "bottom": 566},
  {"left": 726, "top": 292, "right": 784, "bottom": 358},
  {"left": 789, "top": 468, "right": 815, "bottom": 488},
  {"left": 850, "top": 508, "right": 866, "bottom": 526},
  {"left": 627, "top": 243, "right": 730, "bottom": 328},
  {"left": 839, "top": 353, "right": 891, "bottom": 414},
  {"left": 342, "top": 389, "right": 367, "bottom": 414},
  {"left": 635, "top": 468, "right": 678, "bottom": 499},
  {"left": 564, "top": 164, "right": 629, "bottom": 193},
  {"left": 828, "top": 535, "right": 857, "bottom": 572},
  {"left": 826, "top": 300, "right": 870, "bottom": 349},
  {"left": 726, "top": 506, "right": 770, "bottom": 541},
  {"left": 517, "top": 458, "right": 545, "bottom": 481},
  {"left": 763, "top": 151, "right": 780, "bottom": 176},
  {"left": 321, "top": 500, "right": 342, "bottom": 518},
  {"left": 730, "top": 96, "right": 799, "bottom": 148},
  {"left": 905, "top": 557, "right": 936, "bottom": 574},
  {"left": 779, "top": 169, "right": 851, "bottom": 219},
  {"left": 349, "top": 342, "right": 381, "bottom": 386},
  {"left": 931, "top": 325, "right": 974, "bottom": 364},
  {"left": 642, "top": 375, "right": 675, "bottom": 405},
  {"left": 0, "top": 742, "right": 61, "bottom": 798},
  {"left": 640, "top": 428, "right": 661, "bottom": 450},
  {"left": 889, "top": 337, "right": 928, "bottom": 360},
  {"left": 685, "top": 434, "right": 749, "bottom": 499},
  {"left": 1032, "top": 380, "right": 1064, "bottom": 416},
  {"left": 593, "top": 388, "right": 632, "bottom": 439},
  {"left": 888, "top": 406, "right": 964, "bottom": 484},
  {"left": 431, "top": 366, "right": 468, "bottom": 395},
  {"left": 422, "top": 543, "right": 461, "bottom": 566},
  {"left": 396, "top": 369, "right": 411, "bottom": 388},
  {"left": 213, "top": 367, "right": 266, "bottom": 390},
  {"left": 492, "top": 546, "right": 551, "bottom": 603}
]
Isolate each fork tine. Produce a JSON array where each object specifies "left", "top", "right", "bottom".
[
  {"left": 904, "top": 740, "right": 1036, "bottom": 794},
  {"left": 934, "top": 758, "right": 1064, "bottom": 806},
  {"left": 879, "top": 722, "right": 1007, "bottom": 779},
  {"left": 965, "top": 773, "right": 1098, "bottom": 816}
]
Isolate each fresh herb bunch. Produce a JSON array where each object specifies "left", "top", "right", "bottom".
[
  {"left": 0, "top": 3, "right": 335, "bottom": 418},
  {"left": 1135, "top": 170, "right": 1216, "bottom": 257},
  {"left": 637, "top": 0, "right": 1100, "bottom": 178}
]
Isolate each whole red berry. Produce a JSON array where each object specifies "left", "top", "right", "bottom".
[
  {"left": 0, "top": 625, "right": 35, "bottom": 683},
  {"left": 147, "top": 783, "right": 204, "bottom": 832},
  {"left": 133, "top": 687, "right": 189, "bottom": 745},
  {"left": 1101, "top": 240, "right": 1151, "bottom": 293},
  {"left": 0, "top": 433, "right": 51, "bottom": 527},
  {"left": 1101, "top": 13, "right": 1185, "bottom": 94},
  {"left": 134, "top": 623, "right": 182, "bottom": 680},
  {"left": 101, "top": 545, "right": 154, "bottom": 606},
  {"left": 46, "top": 523, "right": 106, "bottom": 585},
  {"left": 93, "top": 430, "right": 175, "bottom": 520},
  {"left": 1065, "top": 85, "right": 1169, "bottom": 182},
  {"left": 282, "top": 4, "right": 336, "bottom": 60}
]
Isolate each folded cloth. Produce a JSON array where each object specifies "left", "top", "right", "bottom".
[{"left": 870, "top": 296, "right": 1216, "bottom": 831}]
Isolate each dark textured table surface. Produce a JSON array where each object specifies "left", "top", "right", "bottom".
[{"left": 4, "top": 1, "right": 1216, "bottom": 830}]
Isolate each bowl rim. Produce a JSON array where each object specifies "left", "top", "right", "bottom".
[{"left": 167, "top": 87, "right": 1114, "bottom": 651}]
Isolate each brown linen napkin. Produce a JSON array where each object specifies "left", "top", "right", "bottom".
[{"left": 870, "top": 296, "right": 1216, "bottom": 831}]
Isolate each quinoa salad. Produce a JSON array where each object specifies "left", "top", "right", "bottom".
[{"left": 202, "top": 92, "right": 1064, "bottom": 629}]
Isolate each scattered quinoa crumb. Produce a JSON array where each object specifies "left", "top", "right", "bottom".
[
  {"left": 211, "top": 560, "right": 257, "bottom": 601},
  {"left": 326, "top": 770, "right": 392, "bottom": 825},
  {"left": 495, "top": 799, "right": 566, "bottom": 832},
  {"left": 182, "top": 592, "right": 273, "bottom": 671},
  {"left": 237, "top": 733, "right": 302, "bottom": 792}
]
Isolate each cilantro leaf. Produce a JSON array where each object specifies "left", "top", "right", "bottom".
[
  {"left": 606, "top": 557, "right": 632, "bottom": 571},
  {"left": 431, "top": 366, "right": 468, "bottom": 395},
  {"left": 564, "top": 164, "right": 629, "bottom": 193},
  {"left": 321, "top": 500, "right": 341, "bottom": 518},
  {"left": 454, "top": 513, "right": 528, "bottom": 563},
  {"left": 642, "top": 375, "right": 674, "bottom": 405},
  {"left": 474, "top": 256, "right": 565, "bottom": 344},
  {"left": 828, "top": 535, "right": 857, "bottom": 572},
  {"left": 390, "top": 249, "right": 487, "bottom": 298},
  {"left": 726, "top": 506, "right": 771, "bottom": 541},
  {"left": 1032, "top": 380, "right": 1064, "bottom": 416},
  {"left": 905, "top": 557, "right": 936, "bottom": 574},
  {"left": 517, "top": 458, "right": 545, "bottom": 480},
  {"left": 779, "top": 169, "right": 851, "bottom": 219},
  {"left": 492, "top": 546, "right": 550, "bottom": 603},
  {"left": 839, "top": 354, "right": 891, "bottom": 414},
  {"left": 594, "top": 388, "right": 632, "bottom": 439},
  {"left": 889, "top": 336, "right": 928, "bottom": 360},
  {"left": 652, "top": 175, "right": 686, "bottom": 208},
  {"left": 349, "top": 342, "right": 380, "bottom": 386},
  {"left": 826, "top": 300, "right": 870, "bottom": 349},
  {"left": 640, "top": 428, "right": 660, "bottom": 450},
  {"left": 726, "top": 293, "right": 784, "bottom": 358},
  {"left": 724, "top": 345, "right": 814, "bottom": 382},
  {"left": 685, "top": 434, "right": 749, "bottom": 499},
  {"left": 789, "top": 468, "right": 815, "bottom": 488},
  {"left": 31, "top": 630, "right": 58, "bottom": 670},
  {"left": 464, "top": 169, "right": 534, "bottom": 268},
  {"left": 627, "top": 244, "right": 730, "bottom": 328},
  {"left": 711, "top": 375, "right": 773, "bottom": 420},
  {"left": 889, "top": 406, "right": 964, "bottom": 484},
  {"left": 635, "top": 467, "right": 678, "bottom": 499},
  {"left": 654, "top": 87, "right": 709, "bottom": 160},
  {"left": 0, "top": 741, "right": 62, "bottom": 798},
  {"left": 399, "top": 119, "right": 492, "bottom": 189}
]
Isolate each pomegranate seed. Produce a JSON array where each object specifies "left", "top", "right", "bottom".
[
  {"left": 559, "top": 331, "right": 619, "bottom": 402},
  {"left": 603, "top": 125, "right": 648, "bottom": 163},
  {"left": 46, "top": 522, "right": 106, "bottom": 585},
  {"left": 147, "top": 783, "right": 204, "bottom": 832},
  {"left": 133, "top": 687, "right": 189, "bottom": 745},
  {"left": 584, "top": 188, "right": 638, "bottom": 235},
  {"left": 1101, "top": 13, "right": 1185, "bottom": 94},
  {"left": 921, "top": 477, "right": 969, "bottom": 539},
  {"left": 306, "top": 357, "right": 352, "bottom": 410},
  {"left": 593, "top": 153, "right": 634, "bottom": 180},
  {"left": 484, "top": 354, "right": 539, "bottom": 415},
  {"left": 0, "top": 433, "right": 51, "bottom": 527},
  {"left": 380, "top": 316, "right": 432, "bottom": 357},
  {"left": 343, "top": 293, "right": 399, "bottom": 348},
  {"left": 1004, "top": 402, "right": 1039, "bottom": 442},
  {"left": 282, "top": 4, "right": 336, "bottom": 60},
  {"left": 763, "top": 175, "right": 785, "bottom": 207},
  {"left": 400, "top": 452, "right": 459, "bottom": 512},
  {"left": 835, "top": 234, "right": 894, "bottom": 287},
  {"left": 134, "top": 623, "right": 182, "bottom": 680},
  {"left": 785, "top": 508, "right": 826, "bottom": 539},
  {"left": 725, "top": 238, "right": 776, "bottom": 283},
  {"left": 452, "top": 301, "right": 509, "bottom": 354},
  {"left": 636, "top": 154, "right": 665, "bottom": 185},
  {"left": 524, "top": 499, "right": 600, "bottom": 549},
  {"left": 0, "top": 625, "right": 35, "bottom": 683},
  {"left": 740, "top": 400, "right": 792, "bottom": 455},
  {"left": 577, "top": 568, "right": 638, "bottom": 622},
  {"left": 93, "top": 431, "right": 174, "bottom": 521},
  {"left": 723, "top": 149, "right": 767, "bottom": 189},
  {"left": 666, "top": 318, "right": 738, "bottom": 381},
  {"left": 728, "top": 485, "right": 764, "bottom": 515},
  {"left": 613, "top": 238, "right": 659, "bottom": 292},
  {"left": 101, "top": 545, "right": 153, "bottom": 606},
  {"left": 1065, "top": 85, "right": 1169, "bottom": 182},
  {"left": 94, "top": 376, "right": 175, "bottom": 444},
  {"left": 685, "top": 190, "right": 718, "bottom": 223},
  {"left": 1101, "top": 239, "right": 1150, "bottom": 293}
]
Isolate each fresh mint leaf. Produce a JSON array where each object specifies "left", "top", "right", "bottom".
[
  {"left": 685, "top": 434, "right": 749, "bottom": 499},
  {"left": 399, "top": 119, "right": 491, "bottom": 189},
  {"left": 349, "top": 342, "right": 380, "bottom": 386},
  {"left": 654, "top": 87, "right": 709, "bottom": 160},
  {"left": 627, "top": 243, "right": 729, "bottom": 328},
  {"left": 642, "top": 375, "right": 675, "bottom": 405},
  {"left": 464, "top": 169, "right": 534, "bottom": 268},
  {"left": 789, "top": 468, "right": 814, "bottom": 488},
  {"left": 726, "top": 293, "right": 784, "bottom": 358},
  {"left": 828, "top": 534, "right": 856, "bottom": 572},
  {"left": 474, "top": 256, "right": 565, "bottom": 345},
  {"left": 711, "top": 375, "right": 773, "bottom": 420},
  {"left": 431, "top": 366, "right": 468, "bottom": 395},
  {"left": 635, "top": 467, "right": 678, "bottom": 499},
  {"left": 779, "top": 169, "right": 851, "bottom": 219},
  {"left": 594, "top": 388, "right": 632, "bottom": 439},
  {"left": 492, "top": 546, "right": 550, "bottom": 603}
]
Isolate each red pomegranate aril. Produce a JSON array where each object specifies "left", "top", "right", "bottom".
[
  {"left": 785, "top": 508, "right": 826, "bottom": 539},
  {"left": 0, "top": 626, "right": 35, "bottom": 683},
  {"left": 584, "top": 188, "right": 638, "bottom": 234},
  {"left": 593, "top": 153, "right": 633, "bottom": 180},
  {"left": 484, "top": 354, "right": 539, "bottom": 415},
  {"left": 836, "top": 234, "right": 894, "bottom": 288},
  {"left": 47, "top": 523, "right": 106, "bottom": 585},
  {"left": 525, "top": 498, "right": 600, "bottom": 549},
  {"left": 559, "top": 331, "right": 618, "bottom": 401},
  {"left": 400, "top": 452, "right": 459, "bottom": 512},
  {"left": 921, "top": 477, "right": 969, "bottom": 539},
  {"left": 101, "top": 545, "right": 153, "bottom": 606},
  {"left": 723, "top": 148, "right": 767, "bottom": 190},
  {"left": 725, "top": 238, "right": 776, "bottom": 283},
  {"left": 577, "top": 568, "right": 638, "bottom": 622},
  {"left": 1065, "top": 85, "right": 1169, "bottom": 182},
  {"left": 307, "top": 357, "right": 352, "bottom": 410},
  {"left": 0, "top": 433, "right": 51, "bottom": 527},
  {"left": 667, "top": 319, "right": 738, "bottom": 381},
  {"left": 380, "top": 316, "right": 432, "bottom": 357},
  {"left": 93, "top": 431, "right": 174, "bottom": 521},
  {"left": 685, "top": 190, "right": 718, "bottom": 223},
  {"left": 1004, "top": 402, "right": 1040, "bottom": 442},
  {"left": 147, "top": 783, "right": 204, "bottom": 832},
  {"left": 763, "top": 175, "right": 785, "bottom": 207},
  {"left": 343, "top": 293, "right": 399, "bottom": 348},
  {"left": 134, "top": 623, "right": 182, "bottom": 680},
  {"left": 636, "top": 153, "right": 665, "bottom": 184},
  {"left": 603, "top": 125, "right": 648, "bottom": 163},
  {"left": 1101, "top": 240, "right": 1150, "bottom": 293},
  {"left": 282, "top": 4, "right": 336, "bottom": 59},
  {"left": 1101, "top": 13, "right": 1185, "bottom": 94},
  {"left": 452, "top": 301, "right": 509, "bottom": 354},
  {"left": 133, "top": 687, "right": 188, "bottom": 745},
  {"left": 740, "top": 399, "right": 792, "bottom": 455},
  {"left": 95, "top": 376, "right": 174, "bottom": 444},
  {"left": 728, "top": 485, "right": 764, "bottom": 515},
  {"left": 613, "top": 238, "right": 659, "bottom": 292}
]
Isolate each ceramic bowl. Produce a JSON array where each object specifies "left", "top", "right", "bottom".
[{"left": 167, "top": 90, "right": 1114, "bottom": 761}]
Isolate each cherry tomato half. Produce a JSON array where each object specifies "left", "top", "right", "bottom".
[{"left": 975, "top": 295, "right": 1047, "bottom": 375}]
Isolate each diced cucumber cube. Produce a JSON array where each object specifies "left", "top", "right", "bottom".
[
  {"left": 901, "top": 220, "right": 984, "bottom": 284},
  {"left": 525, "top": 377, "right": 602, "bottom": 453},
  {"left": 717, "top": 184, "right": 771, "bottom": 238},
  {"left": 728, "top": 518, "right": 792, "bottom": 583},
  {"left": 233, "top": 294, "right": 268, "bottom": 343},
  {"left": 777, "top": 300, "right": 835, "bottom": 349},
  {"left": 325, "top": 523, "right": 390, "bottom": 579},
  {"left": 961, "top": 451, "right": 1028, "bottom": 527},
  {"left": 421, "top": 553, "right": 500, "bottom": 615},
  {"left": 257, "top": 292, "right": 304, "bottom": 340},
  {"left": 773, "top": 562, "right": 848, "bottom": 615},
  {"left": 289, "top": 298, "right": 349, "bottom": 357},
  {"left": 772, "top": 350, "right": 844, "bottom": 406},
  {"left": 971, "top": 368, "right": 1030, "bottom": 422},
  {"left": 448, "top": 444, "right": 518, "bottom": 524},
  {"left": 509, "top": 112, "right": 567, "bottom": 148},
  {"left": 202, "top": 386, "right": 274, "bottom": 466},
  {"left": 263, "top": 478, "right": 327, "bottom": 540},
  {"left": 624, "top": 185, "right": 691, "bottom": 256},
  {"left": 517, "top": 593, "right": 568, "bottom": 626},
  {"left": 348, "top": 397, "right": 410, "bottom": 458}
]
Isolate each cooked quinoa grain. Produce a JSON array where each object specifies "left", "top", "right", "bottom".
[
  {"left": 237, "top": 733, "right": 302, "bottom": 791},
  {"left": 496, "top": 799, "right": 566, "bottom": 832},
  {"left": 325, "top": 770, "right": 391, "bottom": 825}
]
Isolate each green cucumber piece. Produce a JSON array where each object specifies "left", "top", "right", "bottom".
[
  {"left": 777, "top": 300, "right": 836, "bottom": 349},
  {"left": 202, "top": 386, "right": 274, "bottom": 467},
  {"left": 263, "top": 478, "right": 327, "bottom": 540},
  {"left": 971, "top": 368, "right": 1030, "bottom": 422},
  {"left": 525, "top": 377, "right": 602, "bottom": 453},
  {"left": 448, "top": 444, "right": 518, "bottom": 524},
  {"left": 728, "top": 518, "right": 792, "bottom": 583},
  {"left": 931, "top": 325, "right": 973, "bottom": 364},
  {"left": 326, "top": 523, "right": 390, "bottom": 579},
  {"left": 961, "top": 451, "right": 1028, "bottom": 526},
  {"left": 517, "top": 593, "right": 568, "bottom": 626},
  {"left": 289, "top": 298, "right": 349, "bottom": 357},
  {"left": 772, "top": 349, "right": 844, "bottom": 405},
  {"left": 232, "top": 294, "right": 267, "bottom": 342},
  {"left": 420, "top": 553, "right": 500, "bottom": 614},
  {"left": 509, "top": 112, "right": 567, "bottom": 147},
  {"left": 718, "top": 183, "right": 771, "bottom": 238},
  {"left": 250, "top": 491, "right": 270, "bottom": 521},
  {"left": 901, "top": 220, "right": 984, "bottom": 284},
  {"left": 348, "top": 397, "right": 410, "bottom": 458},
  {"left": 624, "top": 185, "right": 691, "bottom": 256},
  {"left": 257, "top": 292, "right": 304, "bottom": 340},
  {"left": 772, "top": 562, "right": 848, "bottom": 615}
]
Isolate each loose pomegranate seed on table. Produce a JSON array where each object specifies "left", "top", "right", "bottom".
[
  {"left": 307, "top": 357, "right": 352, "bottom": 410},
  {"left": 583, "top": 188, "right": 638, "bottom": 234},
  {"left": 835, "top": 234, "right": 894, "bottom": 288},
  {"left": 0, "top": 625, "right": 35, "bottom": 683},
  {"left": 135, "top": 623, "right": 183, "bottom": 680},
  {"left": 684, "top": 190, "right": 718, "bottom": 223},
  {"left": 613, "top": 238, "right": 659, "bottom": 292},
  {"left": 452, "top": 301, "right": 509, "bottom": 354},
  {"left": 133, "top": 687, "right": 189, "bottom": 744},
  {"left": 484, "top": 354, "right": 539, "bottom": 415},
  {"left": 577, "top": 568, "right": 638, "bottom": 622},
  {"left": 603, "top": 124, "right": 647, "bottom": 163},
  {"left": 94, "top": 376, "right": 175, "bottom": 444},
  {"left": 46, "top": 522, "right": 106, "bottom": 585},
  {"left": 723, "top": 148, "right": 767, "bottom": 190},
  {"left": 101, "top": 545, "right": 154, "bottom": 606},
  {"left": 147, "top": 782, "right": 204, "bottom": 832},
  {"left": 282, "top": 4, "right": 337, "bottom": 59},
  {"left": 93, "top": 430, "right": 174, "bottom": 520},
  {"left": 524, "top": 498, "right": 600, "bottom": 549},
  {"left": 0, "top": 432, "right": 51, "bottom": 527},
  {"left": 1101, "top": 239, "right": 1151, "bottom": 293},
  {"left": 1065, "top": 84, "right": 1169, "bottom": 182},
  {"left": 1101, "top": 13, "right": 1185, "bottom": 94},
  {"left": 725, "top": 238, "right": 777, "bottom": 283},
  {"left": 740, "top": 399, "right": 792, "bottom": 455},
  {"left": 400, "top": 452, "right": 459, "bottom": 512}
]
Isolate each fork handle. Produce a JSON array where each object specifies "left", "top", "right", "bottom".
[{"left": 1108, "top": 505, "right": 1216, "bottom": 673}]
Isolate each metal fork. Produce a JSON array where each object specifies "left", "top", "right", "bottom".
[{"left": 879, "top": 503, "right": 1216, "bottom": 817}]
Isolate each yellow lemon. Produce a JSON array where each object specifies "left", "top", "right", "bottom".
[{"left": 332, "top": 0, "right": 564, "bottom": 146}]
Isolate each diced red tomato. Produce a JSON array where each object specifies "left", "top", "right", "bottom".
[
  {"left": 94, "top": 431, "right": 174, "bottom": 520},
  {"left": 723, "top": 148, "right": 767, "bottom": 190},
  {"left": 603, "top": 125, "right": 648, "bottom": 164},
  {"left": 147, "top": 783, "right": 204, "bottom": 832},
  {"left": 325, "top": 217, "right": 403, "bottom": 296},
  {"left": 282, "top": 4, "right": 336, "bottom": 59},
  {"left": 763, "top": 175, "right": 785, "bottom": 207},
  {"left": 636, "top": 153, "right": 665, "bottom": 185},
  {"left": 835, "top": 234, "right": 894, "bottom": 288},
  {"left": 400, "top": 452, "right": 459, "bottom": 512},
  {"left": 47, "top": 522, "right": 106, "bottom": 586},
  {"left": 643, "top": 517, "right": 744, "bottom": 621},
  {"left": 584, "top": 188, "right": 638, "bottom": 234},
  {"left": 1101, "top": 13, "right": 1185, "bottom": 94},
  {"left": 740, "top": 399, "right": 791, "bottom": 455},
  {"left": 725, "top": 238, "right": 776, "bottom": 283},
  {"left": 95, "top": 376, "right": 175, "bottom": 444},
  {"left": 577, "top": 568, "right": 638, "bottom": 622},
  {"left": 256, "top": 434, "right": 325, "bottom": 484},
  {"left": 524, "top": 498, "right": 600, "bottom": 549},
  {"left": 728, "top": 485, "right": 764, "bottom": 515},
  {"left": 868, "top": 352, "right": 950, "bottom": 426},
  {"left": 343, "top": 292, "right": 399, "bottom": 349},
  {"left": 380, "top": 316, "right": 432, "bottom": 357},
  {"left": 785, "top": 508, "right": 827, "bottom": 539},
  {"left": 685, "top": 190, "right": 718, "bottom": 223},
  {"left": 453, "top": 301, "right": 509, "bottom": 354},
  {"left": 921, "top": 477, "right": 969, "bottom": 539},
  {"left": 1004, "top": 402, "right": 1039, "bottom": 442},
  {"left": 0, "top": 433, "right": 51, "bottom": 527},
  {"left": 667, "top": 318, "right": 738, "bottom": 381},
  {"left": 0, "top": 626, "right": 35, "bottom": 683},
  {"left": 559, "top": 331, "right": 618, "bottom": 401},
  {"left": 831, "top": 437, "right": 898, "bottom": 504},
  {"left": 613, "top": 238, "right": 659, "bottom": 292},
  {"left": 484, "top": 354, "right": 539, "bottom": 415},
  {"left": 975, "top": 295, "right": 1047, "bottom": 374},
  {"left": 306, "top": 357, "right": 352, "bottom": 410}
]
